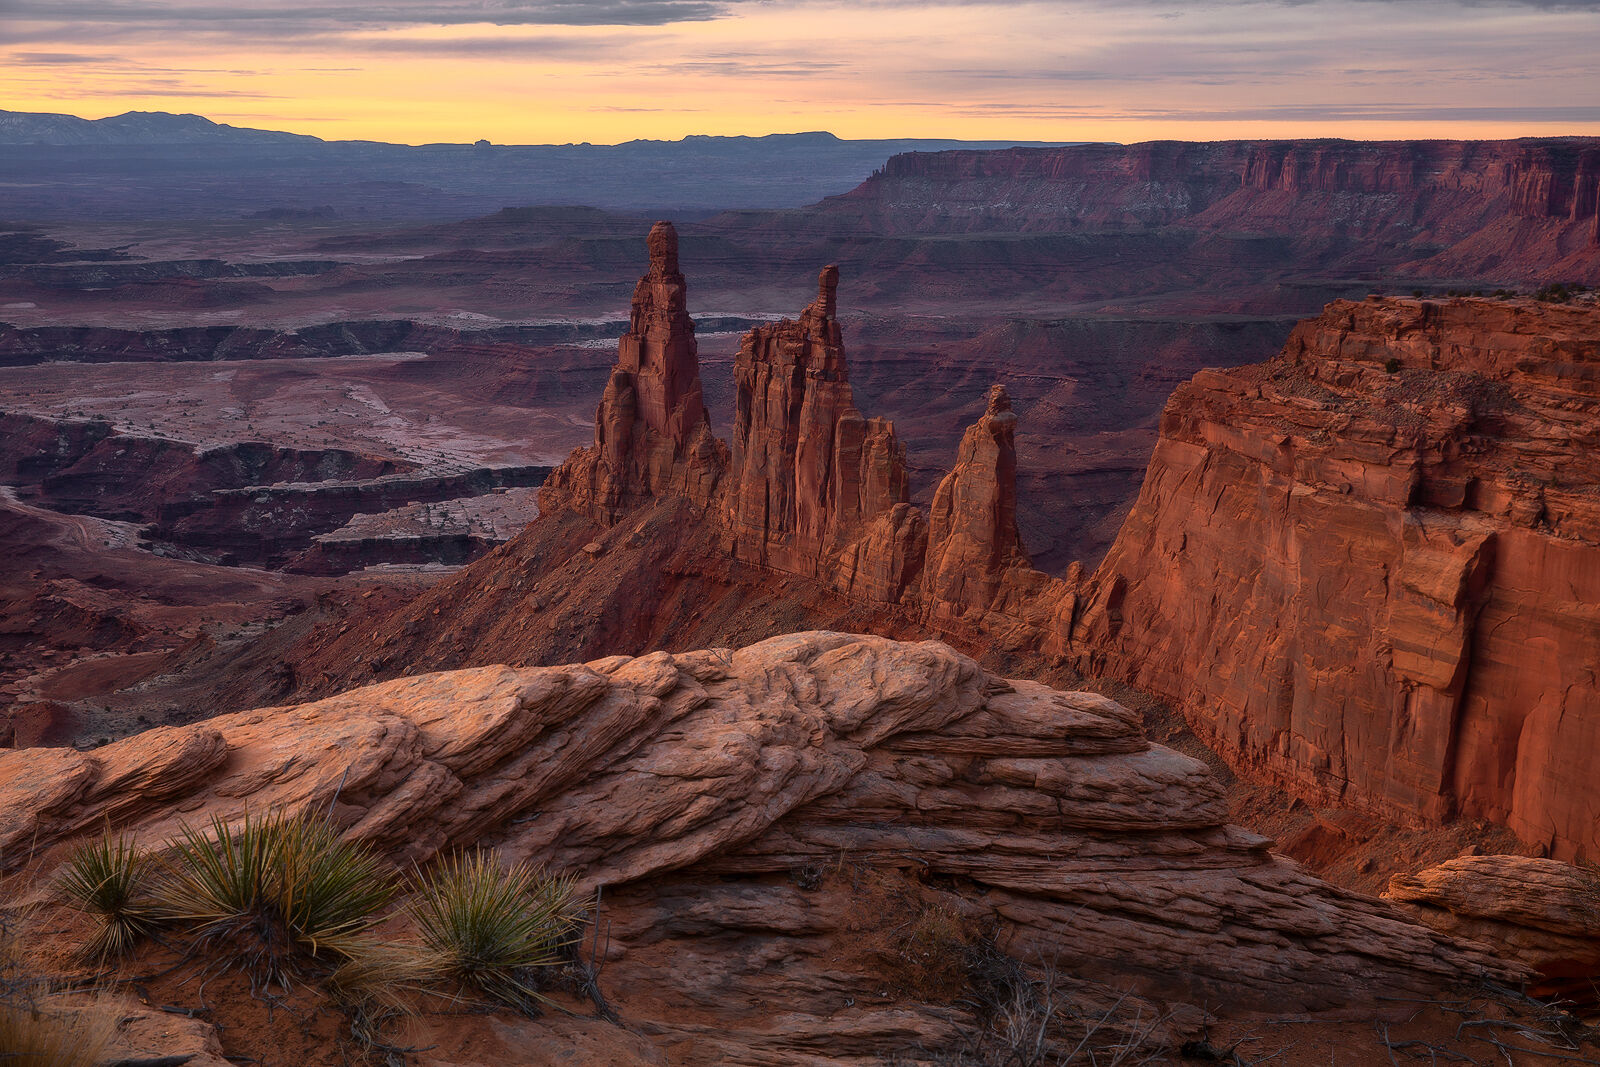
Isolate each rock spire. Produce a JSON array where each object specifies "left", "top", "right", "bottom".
[{"left": 538, "top": 221, "right": 724, "bottom": 523}]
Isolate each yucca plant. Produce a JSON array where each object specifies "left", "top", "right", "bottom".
[
  {"left": 409, "top": 850, "right": 585, "bottom": 1011},
  {"left": 156, "top": 809, "right": 399, "bottom": 988},
  {"left": 54, "top": 832, "right": 160, "bottom": 961}
]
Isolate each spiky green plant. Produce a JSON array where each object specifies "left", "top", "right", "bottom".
[
  {"left": 54, "top": 832, "right": 160, "bottom": 961},
  {"left": 409, "top": 850, "right": 585, "bottom": 1011},
  {"left": 156, "top": 809, "right": 399, "bottom": 987}
]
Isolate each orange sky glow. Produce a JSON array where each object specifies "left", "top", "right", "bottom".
[{"left": 4, "top": 1, "right": 1599, "bottom": 145}]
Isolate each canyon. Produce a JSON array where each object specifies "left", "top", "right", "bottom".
[
  {"left": 278, "top": 222, "right": 1600, "bottom": 875},
  {"left": 5, "top": 134, "right": 1600, "bottom": 1063}
]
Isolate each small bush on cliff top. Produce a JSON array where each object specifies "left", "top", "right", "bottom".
[
  {"left": 410, "top": 849, "right": 584, "bottom": 1012},
  {"left": 54, "top": 831, "right": 160, "bottom": 961}
]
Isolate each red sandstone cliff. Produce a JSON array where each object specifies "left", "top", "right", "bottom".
[
  {"left": 318, "top": 227, "right": 1600, "bottom": 868},
  {"left": 542, "top": 232, "right": 1029, "bottom": 621},
  {"left": 1070, "top": 296, "right": 1600, "bottom": 861},
  {"left": 724, "top": 265, "right": 925, "bottom": 601}
]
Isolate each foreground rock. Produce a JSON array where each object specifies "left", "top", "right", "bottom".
[
  {"left": 1, "top": 632, "right": 1523, "bottom": 1063},
  {"left": 1388, "top": 855, "right": 1600, "bottom": 996}
]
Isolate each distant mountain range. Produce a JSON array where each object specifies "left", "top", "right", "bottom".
[
  {"left": 0, "top": 109, "right": 1075, "bottom": 219},
  {"left": 0, "top": 109, "right": 324, "bottom": 146}
]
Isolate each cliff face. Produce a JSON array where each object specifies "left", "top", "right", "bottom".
[
  {"left": 1073, "top": 297, "right": 1600, "bottom": 860},
  {"left": 333, "top": 227, "right": 1600, "bottom": 865},
  {"left": 827, "top": 139, "right": 1600, "bottom": 279}
]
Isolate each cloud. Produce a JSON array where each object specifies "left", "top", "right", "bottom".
[
  {"left": 343, "top": 32, "right": 643, "bottom": 55},
  {"left": 648, "top": 58, "right": 846, "bottom": 76},
  {"left": 948, "top": 101, "right": 1600, "bottom": 122},
  {"left": 0, "top": 0, "right": 736, "bottom": 34},
  {"left": 8, "top": 51, "right": 113, "bottom": 63}
]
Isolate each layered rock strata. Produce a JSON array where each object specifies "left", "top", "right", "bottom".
[
  {"left": 725, "top": 265, "right": 924, "bottom": 601},
  {"left": 1, "top": 632, "right": 1522, "bottom": 1055},
  {"left": 923, "top": 383, "right": 1042, "bottom": 625},
  {"left": 539, "top": 221, "right": 725, "bottom": 524},
  {"left": 1070, "top": 297, "right": 1600, "bottom": 860},
  {"left": 544, "top": 231, "right": 1040, "bottom": 624},
  {"left": 819, "top": 139, "right": 1600, "bottom": 278},
  {"left": 460, "top": 230, "right": 1600, "bottom": 865},
  {"left": 1387, "top": 855, "right": 1600, "bottom": 995}
]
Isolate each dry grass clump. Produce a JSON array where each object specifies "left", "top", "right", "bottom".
[
  {"left": 887, "top": 902, "right": 982, "bottom": 1002},
  {"left": 0, "top": 1000, "right": 119, "bottom": 1067},
  {"left": 0, "top": 908, "right": 118, "bottom": 1067}
]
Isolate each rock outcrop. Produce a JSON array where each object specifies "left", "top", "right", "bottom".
[
  {"left": 1071, "top": 296, "right": 1600, "bottom": 860},
  {"left": 539, "top": 221, "right": 725, "bottom": 524},
  {"left": 543, "top": 235, "right": 1021, "bottom": 618},
  {"left": 725, "top": 265, "right": 924, "bottom": 601},
  {"left": 923, "top": 384, "right": 1037, "bottom": 624},
  {"left": 1387, "top": 855, "right": 1600, "bottom": 994},
  {"left": 1, "top": 632, "right": 1523, "bottom": 1061}
]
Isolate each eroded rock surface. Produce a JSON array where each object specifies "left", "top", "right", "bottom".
[
  {"left": 726, "top": 265, "right": 924, "bottom": 602},
  {"left": 1387, "top": 855, "right": 1600, "bottom": 993},
  {"left": 285, "top": 232, "right": 1600, "bottom": 870},
  {"left": 539, "top": 221, "right": 726, "bottom": 525},
  {"left": 1071, "top": 297, "right": 1600, "bottom": 860},
  {"left": 0, "top": 632, "right": 1521, "bottom": 1061}
]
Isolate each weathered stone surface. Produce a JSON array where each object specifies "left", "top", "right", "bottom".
[
  {"left": 1070, "top": 297, "right": 1600, "bottom": 860},
  {"left": 1387, "top": 855, "right": 1600, "bottom": 987},
  {"left": 539, "top": 231, "right": 1036, "bottom": 624},
  {"left": 825, "top": 140, "right": 1600, "bottom": 279},
  {"left": 3, "top": 631, "right": 1522, "bottom": 1042}
]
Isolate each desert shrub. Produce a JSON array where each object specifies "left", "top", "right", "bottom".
[
  {"left": 1535, "top": 282, "right": 1572, "bottom": 303},
  {"left": 54, "top": 832, "right": 160, "bottom": 961},
  {"left": 410, "top": 849, "right": 585, "bottom": 1011},
  {"left": 156, "top": 809, "right": 399, "bottom": 986}
]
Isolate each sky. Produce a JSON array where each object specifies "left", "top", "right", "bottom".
[{"left": 2, "top": 0, "right": 1598, "bottom": 145}]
